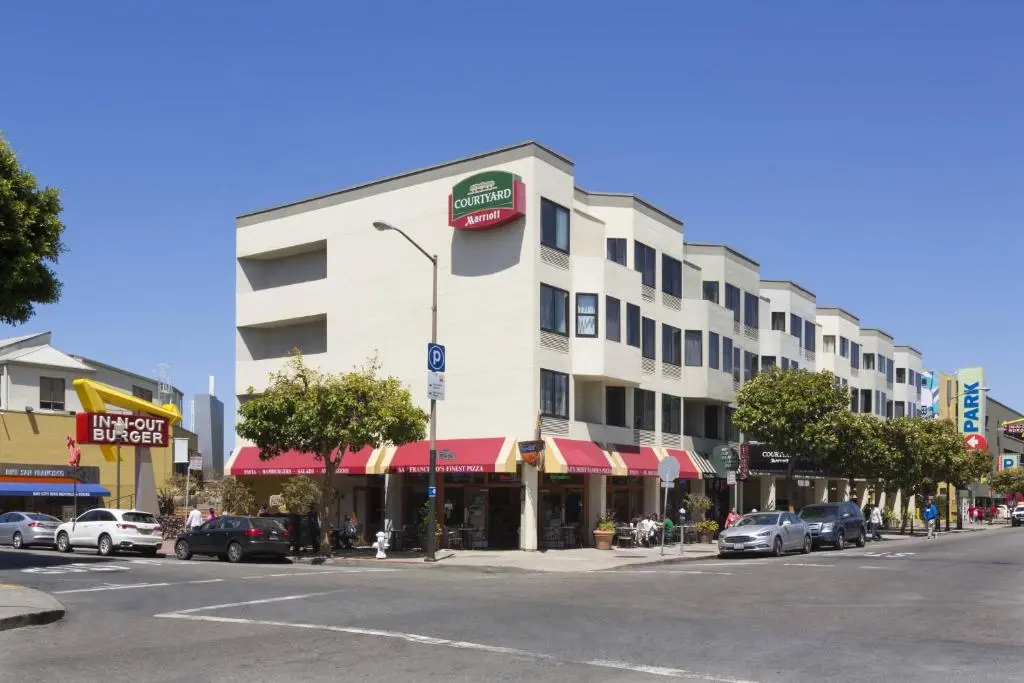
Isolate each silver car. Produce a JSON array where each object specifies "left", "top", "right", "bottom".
[
  {"left": 0, "top": 511, "right": 63, "bottom": 549},
  {"left": 718, "top": 511, "right": 812, "bottom": 557}
]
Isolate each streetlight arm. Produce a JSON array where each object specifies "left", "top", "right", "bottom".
[{"left": 376, "top": 223, "right": 436, "bottom": 265}]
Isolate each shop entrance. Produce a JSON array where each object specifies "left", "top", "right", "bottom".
[
  {"left": 354, "top": 481, "right": 385, "bottom": 543},
  {"left": 538, "top": 474, "right": 586, "bottom": 548},
  {"left": 437, "top": 472, "right": 523, "bottom": 550}
]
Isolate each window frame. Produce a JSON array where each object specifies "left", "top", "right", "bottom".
[
  {"left": 790, "top": 314, "right": 802, "bottom": 341},
  {"left": 771, "top": 312, "right": 786, "bottom": 331},
  {"left": 634, "top": 241, "right": 656, "bottom": 288},
  {"left": 803, "top": 320, "right": 815, "bottom": 351},
  {"left": 839, "top": 337, "right": 849, "bottom": 358},
  {"left": 633, "top": 388, "right": 656, "bottom": 431},
  {"left": 708, "top": 332, "right": 720, "bottom": 370},
  {"left": 606, "top": 237, "right": 627, "bottom": 266},
  {"left": 605, "top": 386, "right": 627, "bottom": 427},
  {"left": 684, "top": 330, "right": 703, "bottom": 367},
  {"left": 575, "top": 293, "right": 598, "bottom": 338},
  {"left": 724, "top": 283, "right": 741, "bottom": 322},
  {"left": 662, "top": 324, "right": 682, "bottom": 366},
  {"left": 743, "top": 291, "right": 759, "bottom": 328},
  {"left": 661, "top": 254, "right": 682, "bottom": 297},
  {"left": 539, "top": 369, "right": 569, "bottom": 419},
  {"left": 540, "top": 198, "right": 570, "bottom": 253},
  {"left": 39, "top": 376, "right": 66, "bottom": 411},
  {"left": 626, "top": 303, "right": 641, "bottom": 348},
  {"left": 641, "top": 317, "right": 657, "bottom": 360},
  {"left": 823, "top": 335, "right": 837, "bottom": 354},
  {"left": 539, "top": 283, "right": 570, "bottom": 336},
  {"left": 702, "top": 281, "right": 720, "bottom": 304},
  {"left": 662, "top": 393, "right": 682, "bottom": 435},
  {"left": 605, "top": 296, "right": 621, "bottom": 342}
]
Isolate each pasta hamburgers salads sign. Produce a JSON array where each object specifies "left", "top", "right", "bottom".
[{"left": 448, "top": 170, "right": 526, "bottom": 230}]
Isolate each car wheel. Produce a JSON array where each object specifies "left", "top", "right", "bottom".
[
  {"left": 97, "top": 534, "right": 114, "bottom": 556},
  {"left": 175, "top": 540, "right": 193, "bottom": 560},
  {"left": 773, "top": 537, "right": 784, "bottom": 557},
  {"left": 802, "top": 535, "right": 812, "bottom": 554},
  {"left": 56, "top": 532, "right": 72, "bottom": 553},
  {"left": 855, "top": 529, "right": 866, "bottom": 548},
  {"left": 227, "top": 541, "right": 244, "bottom": 563},
  {"left": 834, "top": 530, "right": 845, "bottom": 550},
  {"left": 12, "top": 532, "right": 23, "bottom": 550},
  {"left": 717, "top": 553, "right": 727, "bottom": 559}
]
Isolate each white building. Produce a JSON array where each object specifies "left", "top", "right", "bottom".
[
  {"left": 893, "top": 345, "right": 924, "bottom": 419},
  {"left": 759, "top": 280, "right": 818, "bottom": 374},
  {"left": 858, "top": 328, "right": 896, "bottom": 419}
]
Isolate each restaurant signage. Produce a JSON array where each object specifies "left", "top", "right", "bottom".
[
  {"left": 0, "top": 462, "right": 99, "bottom": 484},
  {"left": 75, "top": 412, "right": 170, "bottom": 447},
  {"left": 518, "top": 440, "right": 545, "bottom": 467},
  {"left": 448, "top": 171, "right": 526, "bottom": 230},
  {"left": 1004, "top": 422, "right": 1024, "bottom": 439},
  {"left": 741, "top": 443, "right": 822, "bottom": 475}
]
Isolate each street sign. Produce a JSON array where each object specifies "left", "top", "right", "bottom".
[
  {"left": 965, "top": 433, "right": 988, "bottom": 451},
  {"left": 427, "top": 486, "right": 437, "bottom": 498},
  {"left": 1000, "top": 453, "right": 1019, "bottom": 471},
  {"left": 427, "top": 371, "right": 446, "bottom": 401},
  {"left": 188, "top": 453, "right": 203, "bottom": 471},
  {"left": 658, "top": 457, "right": 680, "bottom": 482},
  {"left": 726, "top": 471, "right": 736, "bottom": 486},
  {"left": 712, "top": 444, "right": 737, "bottom": 470},
  {"left": 661, "top": 481, "right": 675, "bottom": 489},
  {"left": 797, "top": 478, "right": 811, "bottom": 488},
  {"left": 427, "top": 343, "right": 446, "bottom": 372}
]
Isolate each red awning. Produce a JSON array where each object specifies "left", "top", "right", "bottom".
[
  {"left": 381, "top": 437, "right": 517, "bottom": 474},
  {"left": 548, "top": 438, "right": 614, "bottom": 475},
  {"left": 229, "top": 446, "right": 377, "bottom": 476},
  {"left": 661, "top": 449, "right": 702, "bottom": 480},
  {"left": 613, "top": 444, "right": 662, "bottom": 477}
]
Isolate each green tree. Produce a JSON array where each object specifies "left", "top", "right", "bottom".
[
  {"left": 876, "top": 417, "right": 922, "bottom": 532},
  {"left": 0, "top": 134, "right": 67, "bottom": 324},
  {"left": 236, "top": 353, "right": 427, "bottom": 553},
  {"left": 827, "top": 412, "right": 888, "bottom": 491},
  {"left": 280, "top": 475, "right": 322, "bottom": 514},
  {"left": 733, "top": 369, "right": 849, "bottom": 504},
  {"left": 989, "top": 466, "right": 1024, "bottom": 498},
  {"left": 219, "top": 477, "right": 255, "bottom": 515}
]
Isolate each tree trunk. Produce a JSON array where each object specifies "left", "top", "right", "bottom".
[
  {"left": 319, "top": 454, "right": 336, "bottom": 556},
  {"left": 900, "top": 496, "right": 911, "bottom": 535},
  {"left": 786, "top": 459, "right": 797, "bottom": 509}
]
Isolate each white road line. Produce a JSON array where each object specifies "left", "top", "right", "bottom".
[
  {"left": 783, "top": 563, "right": 834, "bottom": 568},
  {"left": 239, "top": 569, "right": 399, "bottom": 579},
  {"left": 54, "top": 578, "right": 225, "bottom": 594},
  {"left": 155, "top": 612, "right": 758, "bottom": 682},
  {"left": 858, "top": 565, "right": 892, "bottom": 570},
  {"left": 673, "top": 571, "right": 734, "bottom": 576},
  {"left": 157, "top": 590, "right": 344, "bottom": 616}
]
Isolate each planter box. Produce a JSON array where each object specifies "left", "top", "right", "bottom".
[{"left": 593, "top": 529, "right": 614, "bottom": 550}]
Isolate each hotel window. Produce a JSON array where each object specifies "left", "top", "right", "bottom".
[
  {"left": 684, "top": 330, "right": 703, "bottom": 367},
  {"left": 634, "top": 241, "right": 657, "bottom": 288},
  {"left": 705, "top": 405, "right": 721, "bottom": 440},
  {"left": 540, "top": 198, "right": 570, "bottom": 252},
  {"left": 860, "top": 389, "right": 871, "bottom": 414},
  {"left": 540, "top": 284, "right": 569, "bottom": 335},
  {"left": 744, "top": 351, "right": 758, "bottom": 382},
  {"left": 896, "top": 368, "right": 906, "bottom": 384},
  {"left": 791, "top": 359, "right": 800, "bottom": 370},
  {"left": 702, "top": 281, "right": 719, "bottom": 304},
  {"left": 781, "top": 357, "right": 790, "bottom": 370},
  {"left": 803, "top": 321, "right": 815, "bottom": 351},
  {"left": 724, "top": 283, "right": 741, "bottom": 322},
  {"left": 879, "top": 356, "right": 888, "bottom": 376},
  {"left": 851, "top": 343, "right": 860, "bottom": 369},
  {"left": 626, "top": 304, "right": 641, "bottom": 347},
  {"left": 575, "top": 293, "right": 598, "bottom": 338},
  {"left": 662, "top": 324, "right": 682, "bottom": 366},
  {"left": 606, "top": 296, "right": 621, "bottom": 342},
  {"left": 723, "top": 337, "right": 734, "bottom": 373},
  {"left": 743, "top": 292, "right": 759, "bottom": 328},
  {"left": 726, "top": 407, "right": 740, "bottom": 442},
  {"left": 771, "top": 312, "right": 786, "bottom": 331},
  {"left": 606, "top": 238, "right": 627, "bottom": 266},
  {"left": 633, "top": 388, "right": 656, "bottom": 430},
  {"left": 885, "top": 398, "right": 893, "bottom": 419},
  {"left": 850, "top": 388, "right": 859, "bottom": 413},
  {"left": 39, "top": 377, "right": 65, "bottom": 411},
  {"left": 863, "top": 353, "right": 876, "bottom": 370},
  {"left": 839, "top": 337, "right": 849, "bottom": 357},
  {"left": 886, "top": 360, "right": 894, "bottom": 384},
  {"left": 539, "top": 369, "right": 569, "bottom": 418},
  {"left": 605, "top": 386, "right": 626, "bottom": 427},
  {"left": 662, "top": 394, "right": 682, "bottom": 435},
  {"left": 894, "top": 401, "right": 906, "bottom": 418},
  {"left": 823, "top": 335, "right": 837, "bottom": 353},
  {"left": 642, "top": 317, "right": 656, "bottom": 360},
  {"left": 662, "top": 255, "right": 682, "bottom": 297},
  {"left": 790, "top": 314, "right": 802, "bottom": 341},
  {"left": 762, "top": 356, "right": 777, "bottom": 371},
  {"left": 132, "top": 385, "right": 154, "bottom": 402},
  {"left": 732, "top": 347, "right": 741, "bottom": 382},
  {"left": 708, "top": 332, "right": 720, "bottom": 370}
]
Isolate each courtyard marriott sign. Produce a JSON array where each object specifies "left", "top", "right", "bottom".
[{"left": 448, "top": 170, "right": 526, "bottom": 230}]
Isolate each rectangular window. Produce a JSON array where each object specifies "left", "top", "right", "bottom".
[
  {"left": 803, "top": 321, "right": 815, "bottom": 351},
  {"left": 896, "top": 368, "right": 906, "bottom": 384},
  {"left": 634, "top": 241, "right": 656, "bottom": 288},
  {"left": 743, "top": 351, "right": 754, "bottom": 382},
  {"left": 781, "top": 357, "right": 790, "bottom": 370},
  {"left": 132, "top": 385, "right": 154, "bottom": 402},
  {"left": 723, "top": 337, "right": 734, "bottom": 373},
  {"left": 705, "top": 405, "right": 721, "bottom": 440},
  {"left": 863, "top": 353, "right": 876, "bottom": 370},
  {"left": 684, "top": 330, "right": 703, "bottom": 367},
  {"left": 575, "top": 293, "right": 598, "bottom": 337},
  {"left": 885, "top": 359, "right": 894, "bottom": 384},
  {"left": 790, "top": 314, "right": 802, "bottom": 341},
  {"left": 874, "top": 390, "right": 882, "bottom": 416},
  {"left": 605, "top": 296, "right": 621, "bottom": 342},
  {"left": 662, "top": 254, "right": 682, "bottom": 297},
  {"left": 662, "top": 324, "right": 682, "bottom": 365},
  {"left": 724, "top": 283, "right": 741, "bottom": 322},
  {"left": 662, "top": 394, "right": 681, "bottom": 435},
  {"left": 885, "top": 396, "right": 892, "bottom": 419},
  {"left": 539, "top": 369, "right": 569, "bottom": 418},
  {"left": 605, "top": 386, "right": 626, "bottom": 427},
  {"left": 761, "top": 356, "right": 777, "bottom": 371},
  {"left": 894, "top": 401, "right": 906, "bottom": 418},
  {"left": 39, "top": 377, "right": 66, "bottom": 411},
  {"left": 850, "top": 388, "right": 859, "bottom": 413},
  {"left": 861, "top": 389, "right": 872, "bottom": 414},
  {"left": 879, "top": 356, "right": 887, "bottom": 375},
  {"left": 823, "top": 335, "right": 837, "bottom": 353},
  {"left": 851, "top": 343, "right": 860, "bottom": 369},
  {"left": 626, "top": 304, "right": 641, "bottom": 347},
  {"left": 708, "top": 332, "right": 720, "bottom": 370},
  {"left": 791, "top": 359, "right": 799, "bottom": 370},
  {"left": 771, "top": 312, "right": 786, "bottom": 331},
  {"left": 633, "top": 388, "right": 655, "bottom": 431},
  {"left": 702, "top": 281, "right": 719, "bottom": 304},
  {"left": 642, "top": 317, "right": 656, "bottom": 360},
  {"left": 743, "top": 292, "right": 759, "bottom": 328},
  {"left": 541, "top": 198, "right": 570, "bottom": 252},
  {"left": 839, "top": 337, "right": 849, "bottom": 357},
  {"left": 606, "top": 237, "right": 627, "bottom": 266},
  {"left": 732, "top": 347, "right": 741, "bottom": 382},
  {"left": 540, "top": 283, "right": 569, "bottom": 335}
]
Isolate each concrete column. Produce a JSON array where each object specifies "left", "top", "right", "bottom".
[
  {"left": 760, "top": 476, "right": 777, "bottom": 512},
  {"left": 813, "top": 479, "right": 828, "bottom": 504},
  {"left": 383, "top": 474, "right": 402, "bottom": 534},
  {"left": 892, "top": 489, "right": 903, "bottom": 516},
  {"left": 586, "top": 475, "right": 606, "bottom": 546},
  {"left": 520, "top": 465, "right": 539, "bottom": 551},
  {"left": 644, "top": 477, "right": 661, "bottom": 517},
  {"left": 856, "top": 482, "right": 870, "bottom": 505},
  {"left": 877, "top": 490, "right": 888, "bottom": 510},
  {"left": 134, "top": 447, "right": 157, "bottom": 514},
  {"left": 842, "top": 480, "right": 852, "bottom": 502}
]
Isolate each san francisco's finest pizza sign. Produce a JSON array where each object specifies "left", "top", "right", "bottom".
[
  {"left": 75, "top": 412, "right": 170, "bottom": 447},
  {"left": 448, "top": 170, "right": 526, "bottom": 230}
]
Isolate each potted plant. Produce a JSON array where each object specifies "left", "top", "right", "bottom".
[
  {"left": 418, "top": 501, "right": 443, "bottom": 550},
  {"left": 593, "top": 510, "right": 616, "bottom": 550},
  {"left": 682, "top": 493, "right": 713, "bottom": 522},
  {"left": 695, "top": 519, "right": 719, "bottom": 543}
]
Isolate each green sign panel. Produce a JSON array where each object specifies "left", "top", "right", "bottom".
[{"left": 448, "top": 170, "right": 525, "bottom": 230}]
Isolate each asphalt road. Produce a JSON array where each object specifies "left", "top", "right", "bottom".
[{"left": 0, "top": 528, "right": 1022, "bottom": 682}]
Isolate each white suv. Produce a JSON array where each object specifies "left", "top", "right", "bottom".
[
  {"left": 1011, "top": 505, "right": 1024, "bottom": 527},
  {"left": 55, "top": 508, "right": 162, "bottom": 556}
]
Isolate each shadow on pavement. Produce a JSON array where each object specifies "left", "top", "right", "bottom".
[{"left": 0, "top": 549, "right": 126, "bottom": 572}]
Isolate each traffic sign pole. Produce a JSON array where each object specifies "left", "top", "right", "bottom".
[{"left": 427, "top": 258, "right": 438, "bottom": 563}]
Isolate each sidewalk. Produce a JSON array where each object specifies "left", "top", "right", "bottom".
[{"left": 0, "top": 585, "right": 65, "bottom": 631}]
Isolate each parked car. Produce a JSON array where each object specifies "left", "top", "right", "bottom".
[
  {"left": 174, "top": 515, "right": 290, "bottom": 563},
  {"left": 997, "top": 504, "right": 1010, "bottom": 520},
  {"left": 799, "top": 502, "right": 866, "bottom": 549},
  {"left": 55, "top": 509, "right": 163, "bottom": 556},
  {"left": 0, "top": 511, "right": 62, "bottom": 549},
  {"left": 717, "top": 511, "right": 812, "bottom": 557},
  {"left": 1011, "top": 505, "right": 1024, "bottom": 527}
]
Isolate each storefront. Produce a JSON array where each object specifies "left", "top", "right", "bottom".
[{"left": 0, "top": 462, "right": 110, "bottom": 519}]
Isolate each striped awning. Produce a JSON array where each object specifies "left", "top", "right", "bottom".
[
  {"left": 607, "top": 444, "right": 663, "bottom": 477},
  {"left": 377, "top": 437, "right": 518, "bottom": 474},
  {"left": 544, "top": 438, "right": 616, "bottom": 475},
  {"left": 690, "top": 451, "right": 719, "bottom": 478}
]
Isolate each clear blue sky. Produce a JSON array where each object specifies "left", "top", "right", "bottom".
[{"left": 2, "top": 2, "right": 1022, "bottom": 446}]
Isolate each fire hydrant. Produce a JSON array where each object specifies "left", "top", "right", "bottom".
[{"left": 373, "top": 530, "right": 389, "bottom": 559}]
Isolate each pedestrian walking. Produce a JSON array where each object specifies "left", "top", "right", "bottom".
[
  {"left": 870, "top": 503, "right": 883, "bottom": 541},
  {"left": 989, "top": 504, "right": 997, "bottom": 525},
  {"left": 724, "top": 507, "right": 740, "bottom": 528},
  {"left": 307, "top": 507, "right": 321, "bottom": 553},
  {"left": 257, "top": 504, "right": 269, "bottom": 517},
  {"left": 923, "top": 496, "right": 938, "bottom": 539},
  {"left": 207, "top": 506, "right": 217, "bottom": 522},
  {"left": 967, "top": 504, "right": 976, "bottom": 525},
  {"left": 186, "top": 503, "right": 203, "bottom": 531}
]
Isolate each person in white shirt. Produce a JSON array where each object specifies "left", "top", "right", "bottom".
[
  {"left": 869, "top": 504, "right": 883, "bottom": 541},
  {"left": 186, "top": 504, "right": 203, "bottom": 530}
]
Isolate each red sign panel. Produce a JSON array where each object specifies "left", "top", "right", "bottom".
[
  {"left": 448, "top": 171, "right": 526, "bottom": 231},
  {"left": 964, "top": 433, "right": 988, "bottom": 451},
  {"left": 75, "top": 412, "right": 170, "bottom": 448}
]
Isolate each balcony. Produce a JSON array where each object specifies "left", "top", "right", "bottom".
[
  {"left": 682, "top": 365, "right": 736, "bottom": 403},
  {"left": 570, "top": 421, "right": 636, "bottom": 446},
  {"left": 237, "top": 279, "right": 329, "bottom": 329},
  {"left": 571, "top": 337, "right": 643, "bottom": 385}
]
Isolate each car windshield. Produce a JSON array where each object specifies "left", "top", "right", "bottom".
[
  {"left": 737, "top": 513, "right": 780, "bottom": 527},
  {"left": 122, "top": 512, "right": 158, "bottom": 524},
  {"left": 799, "top": 506, "right": 837, "bottom": 520},
  {"left": 27, "top": 513, "right": 61, "bottom": 522}
]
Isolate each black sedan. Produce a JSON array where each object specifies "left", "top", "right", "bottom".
[{"left": 174, "top": 515, "right": 290, "bottom": 563}]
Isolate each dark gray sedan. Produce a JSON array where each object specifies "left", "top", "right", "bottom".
[
  {"left": 718, "top": 512, "right": 812, "bottom": 557},
  {"left": 0, "top": 511, "right": 63, "bottom": 549}
]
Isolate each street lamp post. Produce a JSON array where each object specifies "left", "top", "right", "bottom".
[
  {"left": 373, "top": 221, "right": 439, "bottom": 562},
  {"left": 947, "top": 384, "right": 990, "bottom": 530},
  {"left": 113, "top": 420, "right": 128, "bottom": 507}
]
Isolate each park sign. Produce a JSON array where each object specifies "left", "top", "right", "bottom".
[
  {"left": 75, "top": 412, "right": 170, "bottom": 448},
  {"left": 956, "top": 367, "right": 985, "bottom": 437},
  {"left": 448, "top": 170, "right": 526, "bottom": 230}
]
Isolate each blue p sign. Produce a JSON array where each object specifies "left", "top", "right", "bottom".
[{"left": 427, "top": 343, "right": 446, "bottom": 372}]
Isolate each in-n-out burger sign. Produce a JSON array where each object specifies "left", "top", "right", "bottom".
[
  {"left": 75, "top": 412, "right": 170, "bottom": 447},
  {"left": 448, "top": 170, "right": 526, "bottom": 230}
]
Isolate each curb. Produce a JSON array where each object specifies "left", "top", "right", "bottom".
[{"left": 0, "top": 588, "right": 66, "bottom": 632}]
